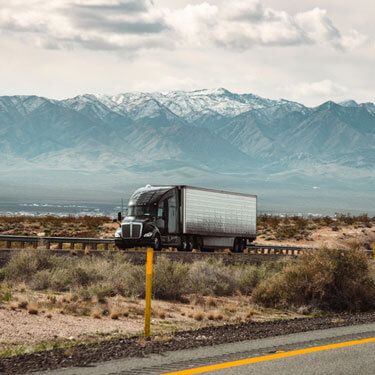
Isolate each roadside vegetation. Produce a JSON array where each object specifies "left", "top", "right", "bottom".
[
  {"left": 1, "top": 245, "right": 374, "bottom": 314},
  {"left": 0, "top": 245, "right": 374, "bottom": 358},
  {"left": 1, "top": 251, "right": 281, "bottom": 302},
  {"left": 0, "top": 213, "right": 374, "bottom": 241},
  {"left": 0, "top": 215, "right": 113, "bottom": 237},
  {"left": 257, "top": 213, "right": 374, "bottom": 241}
]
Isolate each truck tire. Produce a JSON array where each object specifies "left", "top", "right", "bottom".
[
  {"left": 153, "top": 234, "right": 162, "bottom": 251},
  {"left": 187, "top": 237, "right": 194, "bottom": 252},
  {"left": 178, "top": 236, "right": 193, "bottom": 252},
  {"left": 194, "top": 236, "right": 203, "bottom": 252}
]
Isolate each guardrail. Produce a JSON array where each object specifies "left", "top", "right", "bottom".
[
  {"left": 0, "top": 235, "right": 372, "bottom": 257},
  {"left": 0, "top": 235, "right": 311, "bottom": 254},
  {"left": 0, "top": 234, "right": 114, "bottom": 251}
]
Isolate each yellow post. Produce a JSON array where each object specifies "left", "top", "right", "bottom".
[{"left": 144, "top": 247, "right": 154, "bottom": 337}]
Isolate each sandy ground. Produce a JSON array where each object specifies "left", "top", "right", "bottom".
[
  {"left": 257, "top": 225, "right": 375, "bottom": 248},
  {"left": 0, "top": 295, "right": 300, "bottom": 354},
  {"left": 0, "top": 307, "right": 143, "bottom": 350}
]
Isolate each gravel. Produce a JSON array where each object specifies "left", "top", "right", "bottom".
[{"left": 1, "top": 312, "right": 375, "bottom": 374}]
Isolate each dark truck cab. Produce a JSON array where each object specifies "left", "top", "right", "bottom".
[
  {"left": 115, "top": 185, "right": 257, "bottom": 252},
  {"left": 115, "top": 185, "right": 179, "bottom": 251}
]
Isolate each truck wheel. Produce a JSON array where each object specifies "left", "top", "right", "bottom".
[
  {"left": 153, "top": 234, "right": 162, "bottom": 251},
  {"left": 178, "top": 236, "right": 191, "bottom": 252},
  {"left": 187, "top": 237, "right": 194, "bottom": 252},
  {"left": 194, "top": 236, "right": 203, "bottom": 252},
  {"left": 233, "top": 238, "right": 242, "bottom": 253},
  {"left": 242, "top": 238, "right": 248, "bottom": 252}
]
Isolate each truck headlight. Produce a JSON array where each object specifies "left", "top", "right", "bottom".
[
  {"left": 143, "top": 232, "right": 153, "bottom": 238},
  {"left": 115, "top": 228, "right": 122, "bottom": 238}
]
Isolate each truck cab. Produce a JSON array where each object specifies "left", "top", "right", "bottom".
[{"left": 115, "top": 185, "right": 180, "bottom": 250}]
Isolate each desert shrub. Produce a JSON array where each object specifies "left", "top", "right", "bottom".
[
  {"left": 188, "top": 260, "right": 238, "bottom": 296},
  {"left": 4, "top": 250, "right": 57, "bottom": 282},
  {"left": 252, "top": 247, "right": 375, "bottom": 311},
  {"left": 104, "top": 262, "right": 145, "bottom": 297},
  {"left": 235, "top": 264, "right": 275, "bottom": 295},
  {"left": 153, "top": 256, "right": 189, "bottom": 300},
  {"left": 87, "top": 282, "right": 115, "bottom": 302},
  {"left": 274, "top": 225, "right": 299, "bottom": 240},
  {"left": 30, "top": 270, "right": 53, "bottom": 290}
]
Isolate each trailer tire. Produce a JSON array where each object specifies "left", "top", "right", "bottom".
[
  {"left": 194, "top": 236, "right": 203, "bottom": 252},
  {"left": 233, "top": 238, "right": 243, "bottom": 253}
]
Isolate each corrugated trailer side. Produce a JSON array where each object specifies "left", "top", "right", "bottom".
[{"left": 181, "top": 186, "right": 256, "bottom": 237}]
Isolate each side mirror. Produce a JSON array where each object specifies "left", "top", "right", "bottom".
[{"left": 117, "top": 212, "right": 122, "bottom": 222}]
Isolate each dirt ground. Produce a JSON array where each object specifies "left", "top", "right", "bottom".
[
  {"left": 0, "top": 308, "right": 142, "bottom": 350},
  {"left": 257, "top": 225, "right": 375, "bottom": 248},
  {"left": 0, "top": 293, "right": 301, "bottom": 356}
]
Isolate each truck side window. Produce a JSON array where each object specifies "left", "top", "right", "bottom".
[{"left": 167, "top": 196, "right": 177, "bottom": 233}]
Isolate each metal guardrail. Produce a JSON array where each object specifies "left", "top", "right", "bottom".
[
  {"left": 0, "top": 235, "right": 310, "bottom": 254},
  {"left": 0, "top": 234, "right": 114, "bottom": 250},
  {"left": 0, "top": 235, "right": 372, "bottom": 257}
]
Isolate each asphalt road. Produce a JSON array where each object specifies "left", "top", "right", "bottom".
[{"left": 43, "top": 323, "right": 375, "bottom": 375}]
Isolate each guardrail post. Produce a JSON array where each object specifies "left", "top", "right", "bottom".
[
  {"left": 372, "top": 243, "right": 375, "bottom": 260},
  {"left": 46, "top": 242, "right": 50, "bottom": 250},
  {"left": 144, "top": 247, "right": 154, "bottom": 337},
  {"left": 70, "top": 243, "right": 75, "bottom": 250},
  {"left": 104, "top": 243, "right": 109, "bottom": 251},
  {"left": 33, "top": 242, "right": 38, "bottom": 249},
  {"left": 57, "top": 243, "right": 63, "bottom": 250},
  {"left": 6, "top": 241, "right": 11, "bottom": 249}
]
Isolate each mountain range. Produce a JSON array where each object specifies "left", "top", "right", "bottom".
[{"left": 0, "top": 88, "right": 374, "bottom": 213}]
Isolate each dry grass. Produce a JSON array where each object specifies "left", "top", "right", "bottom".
[
  {"left": 27, "top": 302, "right": 39, "bottom": 315},
  {"left": 257, "top": 214, "right": 374, "bottom": 241},
  {"left": 2, "top": 251, "right": 281, "bottom": 302},
  {"left": 91, "top": 307, "right": 102, "bottom": 319},
  {"left": 0, "top": 215, "right": 114, "bottom": 238},
  {"left": 193, "top": 311, "right": 205, "bottom": 321},
  {"left": 253, "top": 246, "right": 375, "bottom": 312},
  {"left": 17, "top": 300, "right": 28, "bottom": 309}
]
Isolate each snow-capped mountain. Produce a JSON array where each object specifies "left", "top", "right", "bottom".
[{"left": 0, "top": 89, "right": 374, "bottom": 212}]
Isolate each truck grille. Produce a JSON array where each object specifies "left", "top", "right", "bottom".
[
  {"left": 132, "top": 224, "right": 141, "bottom": 238},
  {"left": 122, "top": 224, "right": 131, "bottom": 238},
  {"left": 121, "top": 223, "right": 142, "bottom": 239}
]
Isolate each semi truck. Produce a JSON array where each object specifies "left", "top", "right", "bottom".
[{"left": 115, "top": 185, "right": 257, "bottom": 252}]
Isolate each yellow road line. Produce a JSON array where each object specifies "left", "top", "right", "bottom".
[{"left": 162, "top": 337, "right": 375, "bottom": 375}]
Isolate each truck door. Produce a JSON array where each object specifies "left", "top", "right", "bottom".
[
  {"left": 167, "top": 195, "right": 177, "bottom": 233},
  {"left": 157, "top": 193, "right": 177, "bottom": 235}
]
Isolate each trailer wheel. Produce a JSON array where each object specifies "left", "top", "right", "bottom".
[
  {"left": 187, "top": 237, "right": 194, "bottom": 252},
  {"left": 194, "top": 236, "right": 203, "bottom": 252},
  {"left": 233, "top": 238, "right": 242, "bottom": 253}
]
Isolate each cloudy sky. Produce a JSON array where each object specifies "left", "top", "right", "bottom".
[{"left": 0, "top": 0, "right": 373, "bottom": 105}]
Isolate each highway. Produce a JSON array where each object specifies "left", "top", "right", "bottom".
[{"left": 45, "top": 322, "right": 375, "bottom": 375}]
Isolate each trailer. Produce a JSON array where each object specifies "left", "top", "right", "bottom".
[{"left": 115, "top": 185, "right": 257, "bottom": 252}]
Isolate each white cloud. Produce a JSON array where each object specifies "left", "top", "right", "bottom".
[
  {"left": 286, "top": 80, "right": 348, "bottom": 101},
  {"left": 0, "top": 0, "right": 368, "bottom": 52}
]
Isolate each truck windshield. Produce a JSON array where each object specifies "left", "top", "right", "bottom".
[{"left": 128, "top": 206, "right": 154, "bottom": 217}]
